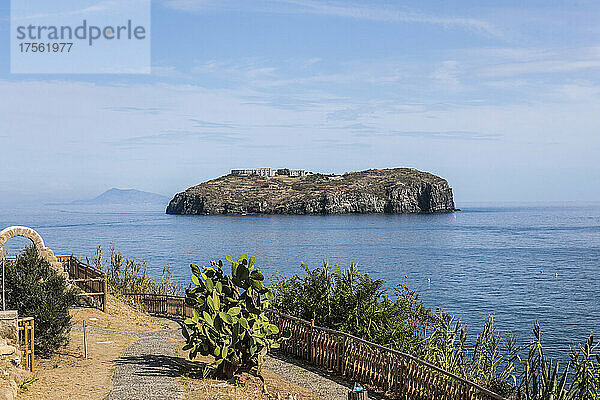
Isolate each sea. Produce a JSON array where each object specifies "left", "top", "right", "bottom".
[{"left": 1, "top": 202, "right": 598, "bottom": 359}]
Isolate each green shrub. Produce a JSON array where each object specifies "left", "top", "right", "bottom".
[
  {"left": 5, "top": 246, "right": 78, "bottom": 357},
  {"left": 272, "top": 262, "right": 436, "bottom": 352},
  {"left": 182, "top": 254, "right": 285, "bottom": 381}
]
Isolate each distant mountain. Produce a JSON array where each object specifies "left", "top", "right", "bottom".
[{"left": 72, "top": 188, "right": 169, "bottom": 206}]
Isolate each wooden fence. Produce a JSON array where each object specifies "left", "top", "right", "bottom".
[
  {"left": 122, "top": 292, "right": 505, "bottom": 400},
  {"left": 123, "top": 293, "right": 195, "bottom": 318},
  {"left": 18, "top": 317, "right": 34, "bottom": 372},
  {"left": 267, "top": 310, "right": 505, "bottom": 400},
  {"left": 59, "top": 256, "right": 108, "bottom": 312}
]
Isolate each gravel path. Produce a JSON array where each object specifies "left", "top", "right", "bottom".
[
  {"left": 266, "top": 353, "right": 377, "bottom": 400},
  {"left": 79, "top": 321, "right": 186, "bottom": 400},
  {"left": 104, "top": 336, "right": 184, "bottom": 400},
  {"left": 76, "top": 321, "right": 374, "bottom": 400}
]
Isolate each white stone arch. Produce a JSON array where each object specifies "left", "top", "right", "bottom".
[{"left": 0, "top": 226, "right": 65, "bottom": 276}]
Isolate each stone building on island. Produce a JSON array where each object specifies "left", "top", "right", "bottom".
[
  {"left": 231, "top": 168, "right": 307, "bottom": 178},
  {"left": 230, "top": 169, "right": 255, "bottom": 176},
  {"left": 288, "top": 169, "right": 306, "bottom": 177},
  {"left": 255, "top": 168, "right": 275, "bottom": 177}
]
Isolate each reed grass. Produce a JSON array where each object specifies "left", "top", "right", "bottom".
[{"left": 86, "top": 245, "right": 184, "bottom": 296}]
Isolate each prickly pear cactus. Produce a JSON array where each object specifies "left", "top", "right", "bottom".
[{"left": 182, "top": 254, "right": 285, "bottom": 379}]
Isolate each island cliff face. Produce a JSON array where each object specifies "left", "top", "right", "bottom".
[{"left": 166, "top": 168, "right": 455, "bottom": 215}]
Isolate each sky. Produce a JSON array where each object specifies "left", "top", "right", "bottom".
[{"left": 1, "top": 0, "right": 599, "bottom": 204}]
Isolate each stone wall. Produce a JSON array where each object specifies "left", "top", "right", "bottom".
[
  {"left": 0, "top": 312, "right": 17, "bottom": 348},
  {"left": 0, "top": 311, "right": 25, "bottom": 400}
]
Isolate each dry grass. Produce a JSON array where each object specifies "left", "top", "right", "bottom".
[
  {"left": 18, "top": 330, "right": 134, "bottom": 400},
  {"left": 70, "top": 294, "right": 169, "bottom": 332},
  {"left": 19, "top": 296, "right": 164, "bottom": 399},
  {"left": 181, "top": 371, "right": 321, "bottom": 400},
  {"left": 178, "top": 345, "right": 320, "bottom": 400}
]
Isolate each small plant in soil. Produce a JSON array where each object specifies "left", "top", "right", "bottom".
[{"left": 182, "top": 254, "right": 286, "bottom": 384}]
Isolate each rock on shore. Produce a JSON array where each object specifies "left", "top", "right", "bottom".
[{"left": 166, "top": 168, "right": 456, "bottom": 215}]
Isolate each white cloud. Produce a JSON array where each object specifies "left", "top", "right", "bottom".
[
  {"left": 430, "top": 61, "right": 462, "bottom": 89},
  {"left": 192, "top": 61, "right": 278, "bottom": 80},
  {"left": 162, "top": 0, "right": 503, "bottom": 38},
  {"left": 275, "top": 0, "right": 502, "bottom": 37},
  {"left": 480, "top": 59, "right": 600, "bottom": 78},
  {"left": 151, "top": 65, "right": 192, "bottom": 80},
  {"left": 161, "top": 0, "right": 215, "bottom": 12},
  {"left": 549, "top": 82, "right": 600, "bottom": 102},
  {"left": 12, "top": 1, "right": 120, "bottom": 21}
]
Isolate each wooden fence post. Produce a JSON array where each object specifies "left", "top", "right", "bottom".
[
  {"left": 83, "top": 320, "right": 88, "bottom": 359},
  {"left": 310, "top": 319, "right": 315, "bottom": 362},
  {"left": 348, "top": 390, "right": 368, "bottom": 400},
  {"left": 102, "top": 274, "right": 108, "bottom": 313},
  {"left": 31, "top": 319, "right": 35, "bottom": 372}
]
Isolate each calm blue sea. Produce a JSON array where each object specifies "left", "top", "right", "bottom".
[{"left": 1, "top": 203, "right": 599, "bottom": 358}]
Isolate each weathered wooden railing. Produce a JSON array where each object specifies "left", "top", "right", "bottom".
[
  {"left": 57, "top": 255, "right": 108, "bottom": 312},
  {"left": 123, "top": 293, "right": 195, "bottom": 318},
  {"left": 267, "top": 310, "right": 505, "bottom": 400},
  {"left": 122, "top": 292, "right": 505, "bottom": 400},
  {"left": 18, "top": 317, "right": 34, "bottom": 372}
]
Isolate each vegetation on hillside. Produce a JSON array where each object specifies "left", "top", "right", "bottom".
[
  {"left": 272, "top": 262, "right": 434, "bottom": 352},
  {"left": 272, "top": 262, "right": 600, "bottom": 399},
  {"left": 166, "top": 168, "right": 455, "bottom": 215},
  {"left": 5, "top": 246, "right": 78, "bottom": 357}
]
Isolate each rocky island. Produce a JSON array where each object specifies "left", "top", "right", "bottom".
[{"left": 166, "top": 168, "right": 456, "bottom": 215}]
